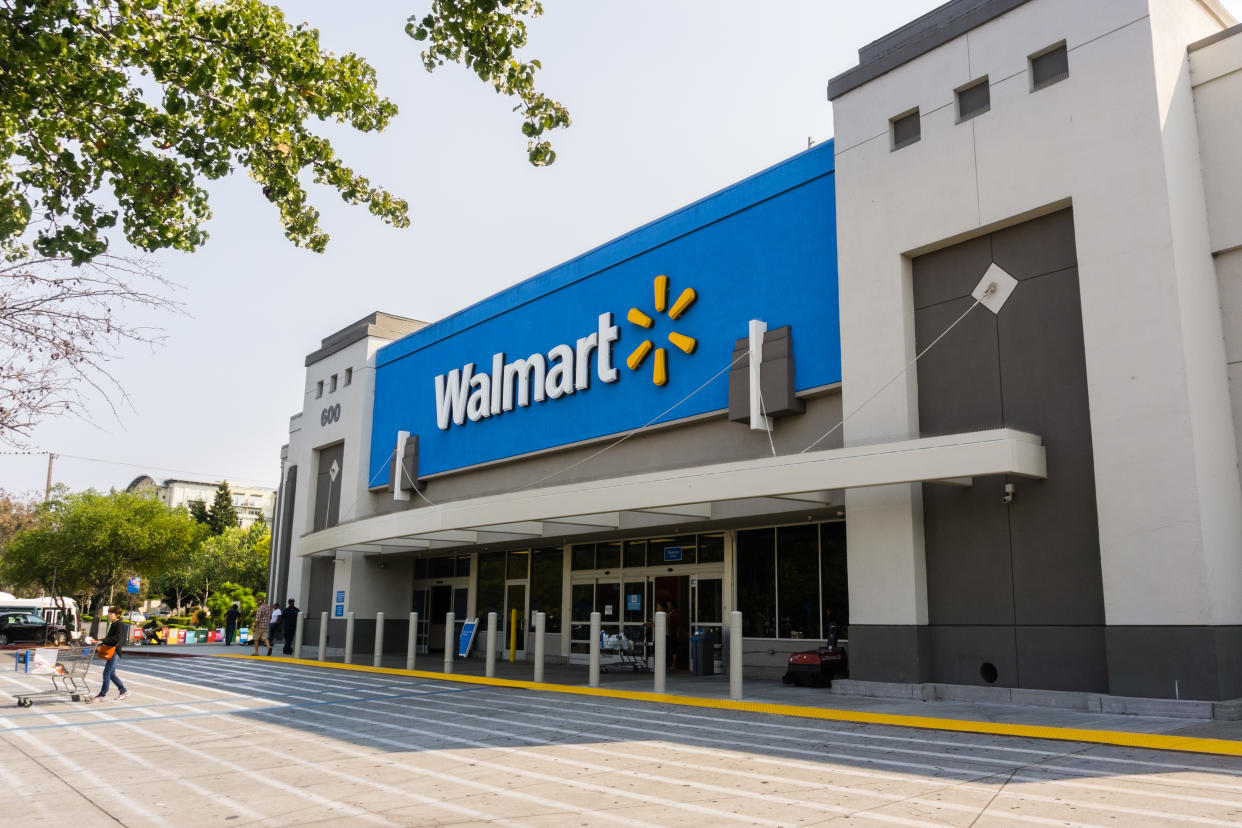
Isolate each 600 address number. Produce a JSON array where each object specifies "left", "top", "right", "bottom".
[{"left": 321, "top": 404, "right": 341, "bottom": 426}]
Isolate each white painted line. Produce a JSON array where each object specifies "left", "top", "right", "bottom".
[{"left": 44, "top": 712, "right": 265, "bottom": 822}]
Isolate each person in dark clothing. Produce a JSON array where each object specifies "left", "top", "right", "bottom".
[
  {"left": 90, "top": 607, "right": 128, "bottom": 702},
  {"left": 281, "top": 599, "right": 300, "bottom": 656},
  {"left": 224, "top": 603, "right": 240, "bottom": 645}
]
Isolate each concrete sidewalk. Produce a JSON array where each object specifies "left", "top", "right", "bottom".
[{"left": 125, "top": 641, "right": 1242, "bottom": 750}]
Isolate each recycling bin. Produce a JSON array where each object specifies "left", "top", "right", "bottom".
[{"left": 689, "top": 633, "right": 713, "bottom": 676}]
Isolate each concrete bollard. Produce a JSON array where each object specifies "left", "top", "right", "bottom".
[
  {"left": 344, "top": 611, "right": 356, "bottom": 664},
  {"left": 486, "top": 611, "right": 497, "bottom": 678},
  {"left": 729, "top": 611, "right": 743, "bottom": 700},
  {"left": 444, "top": 611, "right": 455, "bottom": 673},
  {"left": 654, "top": 611, "right": 667, "bottom": 693},
  {"left": 407, "top": 612, "right": 418, "bottom": 670},
  {"left": 534, "top": 611, "right": 546, "bottom": 684},
  {"left": 589, "top": 611, "right": 601, "bottom": 688},
  {"left": 317, "top": 611, "right": 328, "bottom": 661},
  {"left": 293, "top": 611, "right": 305, "bottom": 659},
  {"left": 373, "top": 611, "right": 385, "bottom": 668}
]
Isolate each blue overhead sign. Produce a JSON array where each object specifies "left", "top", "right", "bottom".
[
  {"left": 370, "top": 143, "right": 840, "bottom": 480},
  {"left": 126, "top": 577, "right": 140, "bottom": 594}
]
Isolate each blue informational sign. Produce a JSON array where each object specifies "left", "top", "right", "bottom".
[
  {"left": 335, "top": 590, "right": 345, "bottom": 604},
  {"left": 627, "top": 594, "right": 642, "bottom": 612},
  {"left": 457, "top": 618, "right": 479, "bottom": 658},
  {"left": 126, "top": 577, "right": 140, "bottom": 594},
  {"left": 664, "top": 546, "right": 683, "bottom": 562},
  {"left": 333, "top": 604, "right": 344, "bottom": 618},
  {"left": 370, "top": 144, "right": 840, "bottom": 481}
]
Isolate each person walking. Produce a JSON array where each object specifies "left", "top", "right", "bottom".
[
  {"left": 281, "top": 599, "right": 301, "bottom": 656},
  {"left": 252, "top": 595, "right": 272, "bottom": 657},
  {"left": 224, "top": 603, "right": 240, "bottom": 645},
  {"left": 268, "top": 602, "right": 282, "bottom": 656},
  {"left": 89, "top": 607, "right": 129, "bottom": 702}
]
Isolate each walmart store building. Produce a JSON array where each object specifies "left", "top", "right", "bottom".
[{"left": 271, "top": 0, "right": 1242, "bottom": 704}]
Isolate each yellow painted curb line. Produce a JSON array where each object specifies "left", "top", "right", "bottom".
[{"left": 211, "top": 652, "right": 1242, "bottom": 758}]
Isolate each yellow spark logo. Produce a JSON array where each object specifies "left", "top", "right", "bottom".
[{"left": 625, "top": 274, "right": 697, "bottom": 386}]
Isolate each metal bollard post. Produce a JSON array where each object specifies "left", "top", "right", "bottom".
[
  {"left": 589, "top": 611, "right": 601, "bottom": 688},
  {"left": 654, "top": 611, "right": 667, "bottom": 693},
  {"left": 486, "top": 611, "right": 497, "bottom": 678},
  {"left": 444, "top": 611, "right": 455, "bottom": 673},
  {"left": 317, "top": 611, "right": 328, "bottom": 661},
  {"left": 293, "top": 611, "right": 305, "bottom": 659},
  {"left": 509, "top": 608, "right": 517, "bottom": 663},
  {"left": 344, "top": 611, "right": 355, "bottom": 664},
  {"left": 373, "top": 611, "right": 385, "bottom": 668},
  {"left": 729, "top": 611, "right": 743, "bottom": 700},
  {"left": 534, "top": 611, "right": 546, "bottom": 684},
  {"left": 406, "top": 612, "right": 418, "bottom": 671}
]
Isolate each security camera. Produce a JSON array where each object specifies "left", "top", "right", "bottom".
[{"left": 1002, "top": 483, "right": 1015, "bottom": 503}]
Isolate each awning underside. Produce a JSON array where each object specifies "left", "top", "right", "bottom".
[{"left": 299, "top": 428, "right": 1045, "bottom": 558}]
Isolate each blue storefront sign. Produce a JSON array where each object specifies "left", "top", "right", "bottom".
[
  {"left": 369, "top": 143, "right": 840, "bottom": 482},
  {"left": 334, "top": 604, "right": 344, "bottom": 618},
  {"left": 627, "top": 594, "right": 642, "bottom": 612},
  {"left": 336, "top": 590, "right": 345, "bottom": 605},
  {"left": 663, "top": 546, "right": 683, "bottom": 562}
]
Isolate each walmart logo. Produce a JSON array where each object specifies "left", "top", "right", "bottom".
[{"left": 625, "top": 275, "right": 698, "bottom": 386}]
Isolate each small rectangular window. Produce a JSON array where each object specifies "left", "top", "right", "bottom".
[
  {"left": 329, "top": 374, "right": 338, "bottom": 393},
  {"left": 890, "top": 109, "right": 920, "bottom": 151},
  {"left": 344, "top": 367, "right": 353, "bottom": 386},
  {"left": 956, "top": 77, "right": 990, "bottom": 122},
  {"left": 1030, "top": 42, "right": 1068, "bottom": 91},
  {"left": 315, "top": 380, "right": 323, "bottom": 399}
]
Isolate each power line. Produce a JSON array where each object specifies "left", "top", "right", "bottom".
[{"left": 0, "top": 449, "right": 277, "bottom": 489}]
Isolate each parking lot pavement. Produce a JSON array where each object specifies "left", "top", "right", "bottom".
[{"left": 4, "top": 658, "right": 1242, "bottom": 827}]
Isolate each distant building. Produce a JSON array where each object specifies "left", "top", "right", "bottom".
[{"left": 126, "top": 475, "right": 277, "bottom": 529}]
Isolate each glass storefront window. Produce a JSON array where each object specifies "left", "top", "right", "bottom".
[
  {"left": 571, "top": 544, "right": 595, "bottom": 570},
  {"left": 414, "top": 558, "right": 428, "bottom": 580},
  {"left": 737, "top": 529, "right": 775, "bottom": 637},
  {"left": 777, "top": 525, "right": 819, "bottom": 639},
  {"left": 623, "top": 582, "right": 645, "bottom": 623},
  {"left": 476, "top": 552, "right": 505, "bottom": 621},
  {"left": 596, "top": 582, "right": 621, "bottom": 624},
  {"left": 454, "top": 555, "right": 472, "bottom": 577},
  {"left": 571, "top": 583, "right": 594, "bottom": 622},
  {"left": 428, "top": 557, "right": 454, "bottom": 578},
  {"left": 530, "top": 548, "right": 563, "bottom": 633},
  {"left": 698, "top": 533, "right": 724, "bottom": 563},
  {"left": 820, "top": 522, "right": 849, "bottom": 639},
  {"left": 595, "top": 541, "right": 621, "bottom": 570},
  {"left": 506, "top": 550, "right": 529, "bottom": 580},
  {"left": 624, "top": 539, "right": 646, "bottom": 569}
]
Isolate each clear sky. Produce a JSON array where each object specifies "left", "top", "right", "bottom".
[{"left": 2, "top": 0, "right": 1235, "bottom": 497}]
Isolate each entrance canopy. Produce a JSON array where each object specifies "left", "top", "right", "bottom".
[{"left": 299, "top": 428, "right": 1045, "bottom": 558}]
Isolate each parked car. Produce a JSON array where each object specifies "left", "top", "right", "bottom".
[{"left": 0, "top": 612, "right": 69, "bottom": 646}]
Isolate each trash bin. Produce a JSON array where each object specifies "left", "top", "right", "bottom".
[{"left": 689, "top": 633, "right": 713, "bottom": 676}]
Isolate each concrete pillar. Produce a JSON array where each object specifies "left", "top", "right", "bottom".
[
  {"left": 444, "top": 611, "right": 455, "bottom": 674},
  {"left": 406, "top": 612, "right": 418, "bottom": 670},
  {"left": 317, "top": 611, "right": 327, "bottom": 661},
  {"left": 373, "top": 611, "right": 385, "bottom": 668},
  {"left": 729, "top": 611, "right": 743, "bottom": 700},
  {"left": 534, "top": 611, "right": 546, "bottom": 684},
  {"left": 486, "top": 611, "right": 497, "bottom": 678},
  {"left": 654, "top": 611, "right": 667, "bottom": 693},
  {"left": 589, "top": 611, "right": 601, "bottom": 688},
  {"left": 344, "top": 611, "right": 355, "bottom": 664}
]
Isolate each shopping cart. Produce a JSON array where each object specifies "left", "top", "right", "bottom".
[
  {"left": 600, "top": 631, "right": 649, "bottom": 673},
  {"left": 12, "top": 646, "right": 94, "bottom": 707}
]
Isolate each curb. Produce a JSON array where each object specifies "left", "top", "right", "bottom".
[{"left": 201, "top": 651, "right": 1242, "bottom": 758}]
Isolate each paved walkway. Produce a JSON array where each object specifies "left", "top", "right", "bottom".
[{"left": 126, "top": 642, "right": 1242, "bottom": 756}]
